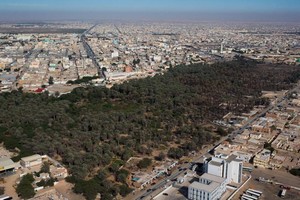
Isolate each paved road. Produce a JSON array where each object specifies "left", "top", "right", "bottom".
[
  {"left": 12, "top": 46, "right": 39, "bottom": 90},
  {"left": 80, "top": 24, "right": 106, "bottom": 78},
  {"left": 135, "top": 163, "right": 191, "bottom": 200}
]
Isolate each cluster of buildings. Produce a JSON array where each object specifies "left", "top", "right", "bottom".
[
  {"left": 215, "top": 90, "right": 300, "bottom": 172},
  {"left": 187, "top": 87, "right": 300, "bottom": 200},
  {"left": 188, "top": 153, "right": 243, "bottom": 200},
  {"left": 0, "top": 153, "right": 68, "bottom": 199},
  {"left": 1, "top": 22, "right": 299, "bottom": 94},
  {"left": 0, "top": 33, "right": 99, "bottom": 94}
]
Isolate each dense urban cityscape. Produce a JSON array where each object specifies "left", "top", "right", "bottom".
[
  {"left": 1, "top": 22, "right": 300, "bottom": 94},
  {"left": 0, "top": 0, "right": 300, "bottom": 200}
]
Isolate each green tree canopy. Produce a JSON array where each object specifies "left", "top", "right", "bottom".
[
  {"left": 137, "top": 158, "right": 152, "bottom": 169},
  {"left": 16, "top": 174, "right": 35, "bottom": 199}
]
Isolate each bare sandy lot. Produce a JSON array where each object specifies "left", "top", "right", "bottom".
[
  {"left": 54, "top": 180, "right": 84, "bottom": 200},
  {"left": 232, "top": 168, "right": 300, "bottom": 200}
]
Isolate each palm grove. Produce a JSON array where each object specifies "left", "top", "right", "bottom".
[{"left": 0, "top": 59, "right": 300, "bottom": 199}]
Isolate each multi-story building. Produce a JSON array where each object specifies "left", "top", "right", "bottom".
[
  {"left": 188, "top": 173, "right": 226, "bottom": 200},
  {"left": 205, "top": 154, "right": 243, "bottom": 184}
]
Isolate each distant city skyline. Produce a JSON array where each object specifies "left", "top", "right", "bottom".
[{"left": 0, "top": 0, "right": 299, "bottom": 22}]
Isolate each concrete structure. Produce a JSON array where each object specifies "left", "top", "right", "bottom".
[
  {"left": 207, "top": 159, "right": 223, "bottom": 177},
  {"left": 205, "top": 154, "right": 243, "bottom": 184},
  {"left": 111, "top": 50, "right": 119, "bottom": 58},
  {"left": 188, "top": 173, "right": 226, "bottom": 200},
  {"left": 20, "top": 154, "right": 42, "bottom": 168},
  {"left": 253, "top": 149, "right": 271, "bottom": 168},
  {"left": 50, "top": 165, "right": 68, "bottom": 179},
  {"left": 0, "top": 157, "right": 15, "bottom": 175}
]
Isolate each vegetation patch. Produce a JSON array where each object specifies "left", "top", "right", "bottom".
[
  {"left": 1, "top": 60, "right": 300, "bottom": 199},
  {"left": 67, "top": 76, "right": 99, "bottom": 85},
  {"left": 289, "top": 168, "right": 300, "bottom": 177},
  {"left": 16, "top": 174, "right": 35, "bottom": 199}
]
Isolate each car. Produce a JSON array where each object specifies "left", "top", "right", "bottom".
[
  {"left": 163, "top": 193, "right": 168, "bottom": 196},
  {"left": 280, "top": 185, "right": 291, "bottom": 190},
  {"left": 147, "top": 189, "right": 152, "bottom": 192}
]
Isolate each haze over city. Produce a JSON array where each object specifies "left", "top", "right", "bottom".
[{"left": 0, "top": 0, "right": 300, "bottom": 22}]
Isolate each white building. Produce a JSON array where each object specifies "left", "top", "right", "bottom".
[
  {"left": 20, "top": 154, "right": 42, "bottom": 168},
  {"left": 207, "top": 159, "right": 223, "bottom": 177},
  {"left": 188, "top": 173, "right": 226, "bottom": 200},
  {"left": 231, "top": 151, "right": 252, "bottom": 163},
  {"left": 16, "top": 34, "right": 32, "bottom": 41},
  {"left": 153, "top": 55, "right": 162, "bottom": 62},
  {"left": 205, "top": 154, "right": 243, "bottom": 184},
  {"left": 111, "top": 50, "right": 119, "bottom": 58}
]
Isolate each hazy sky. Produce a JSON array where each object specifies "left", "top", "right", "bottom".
[{"left": 0, "top": 0, "right": 299, "bottom": 22}]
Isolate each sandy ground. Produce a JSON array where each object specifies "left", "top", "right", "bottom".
[
  {"left": 232, "top": 168, "right": 300, "bottom": 200},
  {"left": 47, "top": 84, "right": 79, "bottom": 95},
  {"left": 0, "top": 165, "right": 41, "bottom": 199},
  {"left": 251, "top": 168, "right": 300, "bottom": 187},
  {"left": 0, "top": 146, "right": 14, "bottom": 158},
  {"left": 0, "top": 171, "right": 20, "bottom": 199},
  {"left": 54, "top": 180, "right": 84, "bottom": 200}
]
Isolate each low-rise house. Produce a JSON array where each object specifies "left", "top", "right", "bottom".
[
  {"left": 50, "top": 165, "right": 68, "bottom": 179},
  {"left": 0, "top": 157, "right": 15, "bottom": 176},
  {"left": 20, "top": 154, "right": 42, "bottom": 168},
  {"left": 253, "top": 149, "right": 271, "bottom": 168},
  {"left": 250, "top": 132, "right": 262, "bottom": 140}
]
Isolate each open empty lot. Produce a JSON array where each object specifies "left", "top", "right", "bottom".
[{"left": 232, "top": 168, "right": 300, "bottom": 200}]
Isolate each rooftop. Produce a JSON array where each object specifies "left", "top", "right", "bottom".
[
  {"left": 190, "top": 181, "right": 220, "bottom": 193},
  {"left": 190, "top": 173, "right": 226, "bottom": 193},
  {"left": 201, "top": 173, "right": 226, "bottom": 184},
  {"left": 225, "top": 154, "right": 238, "bottom": 163},
  {"left": 0, "top": 157, "right": 15, "bottom": 171},
  {"left": 209, "top": 160, "right": 222, "bottom": 167},
  {"left": 21, "top": 154, "right": 41, "bottom": 162}
]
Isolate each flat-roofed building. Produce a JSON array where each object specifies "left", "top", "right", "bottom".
[
  {"left": 20, "top": 154, "right": 42, "bottom": 168},
  {"left": 253, "top": 149, "right": 271, "bottom": 168},
  {"left": 208, "top": 159, "right": 223, "bottom": 177},
  {"left": 50, "top": 165, "right": 68, "bottom": 179},
  {"left": 188, "top": 173, "right": 226, "bottom": 200},
  {"left": 225, "top": 154, "right": 243, "bottom": 184},
  {"left": 0, "top": 157, "right": 15, "bottom": 176},
  {"left": 205, "top": 154, "right": 243, "bottom": 184}
]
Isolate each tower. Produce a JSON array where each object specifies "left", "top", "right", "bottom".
[
  {"left": 205, "top": 154, "right": 243, "bottom": 184},
  {"left": 221, "top": 42, "right": 224, "bottom": 53}
]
